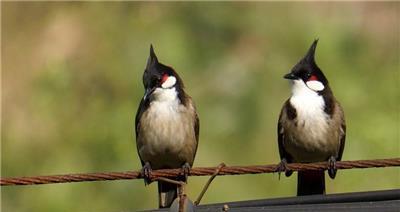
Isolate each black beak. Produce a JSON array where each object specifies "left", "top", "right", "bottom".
[
  {"left": 143, "top": 87, "right": 156, "bottom": 101},
  {"left": 284, "top": 73, "right": 297, "bottom": 80}
]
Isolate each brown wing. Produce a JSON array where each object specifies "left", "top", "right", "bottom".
[
  {"left": 277, "top": 99, "right": 296, "bottom": 163},
  {"left": 188, "top": 96, "right": 200, "bottom": 167},
  {"left": 135, "top": 97, "right": 150, "bottom": 166},
  {"left": 277, "top": 120, "right": 286, "bottom": 160},
  {"left": 336, "top": 103, "right": 346, "bottom": 161},
  {"left": 194, "top": 112, "right": 200, "bottom": 143}
]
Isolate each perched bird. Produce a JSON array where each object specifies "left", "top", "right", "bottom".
[
  {"left": 277, "top": 39, "right": 346, "bottom": 196},
  {"left": 135, "top": 45, "right": 199, "bottom": 208}
]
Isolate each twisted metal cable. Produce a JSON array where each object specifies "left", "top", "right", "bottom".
[{"left": 1, "top": 158, "right": 399, "bottom": 186}]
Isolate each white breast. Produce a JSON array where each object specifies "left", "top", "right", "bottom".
[
  {"left": 138, "top": 87, "right": 196, "bottom": 168},
  {"left": 143, "top": 87, "right": 186, "bottom": 151},
  {"left": 289, "top": 80, "right": 329, "bottom": 149}
]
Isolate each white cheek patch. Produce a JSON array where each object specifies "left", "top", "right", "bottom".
[
  {"left": 161, "top": 76, "right": 177, "bottom": 89},
  {"left": 306, "top": 80, "right": 325, "bottom": 91}
]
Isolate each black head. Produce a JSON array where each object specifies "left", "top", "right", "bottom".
[
  {"left": 284, "top": 39, "right": 329, "bottom": 87},
  {"left": 142, "top": 45, "right": 185, "bottom": 100}
]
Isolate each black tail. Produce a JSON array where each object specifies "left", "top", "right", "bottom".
[
  {"left": 297, "top": 170, "right": 325, "bottom": 196},
  {"left": 158, "top": 181, "right": 177, "bottom": 208}
]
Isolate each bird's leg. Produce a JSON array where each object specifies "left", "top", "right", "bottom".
[
  {"left": 276, "top": 158, "right": 292, "bottom": 179},
  {"left": 328, "top": 156, "right": 337, "bottom": 179},
  {"left": 180, "top": 162, "right": 191, "bottom": 182},
  {"left": 141, "top": 162, "right": 153, "bottom": 185}
]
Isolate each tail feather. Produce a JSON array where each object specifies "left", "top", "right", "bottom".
[
  {"left": 158, "top": 181, "right": 177, "bottom": 208},
  {"left": 297, "top": 170, "right": 325, "bottom": 196}
]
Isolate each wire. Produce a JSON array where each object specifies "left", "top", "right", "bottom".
[{"left": 1, "top": 158, "right": 399, "bottom": 186}]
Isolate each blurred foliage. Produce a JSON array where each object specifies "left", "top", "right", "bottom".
[{"left": 2, "top": 2, "right": 399, "bottom": 212}]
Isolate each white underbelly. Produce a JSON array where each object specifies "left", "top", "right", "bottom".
[{"left": 140, "top": 117, "right": 189, "bottom": 157}]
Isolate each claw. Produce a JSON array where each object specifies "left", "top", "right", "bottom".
[
  {"left": 276, "top": 158, "right": 293, "bottom": 179},
  {"left": 141, "top": 162, "right": 153, "bottom": 185},
  {"left": 328, "top": 156, "right": 337, "bottom": 179},
  {"left": 180, "top": 162, "right": 191, "bottom": 182}
]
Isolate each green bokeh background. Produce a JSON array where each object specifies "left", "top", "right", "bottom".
[{"left": 2, "top": 2, "right": 399, "bottom": 211}]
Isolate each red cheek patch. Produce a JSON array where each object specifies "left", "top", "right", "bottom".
[
  {"left": 161, "top": 74, "right": 169, "bottom": 83},
  {"left": 308, "top": 75, "right": 318, "bottom": 81}
]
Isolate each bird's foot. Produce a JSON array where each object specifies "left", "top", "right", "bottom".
[
  {"left": 328, "top": 156, "right": 337, "bottom": 179},
  {"left": 276, "top": 158, "right": 292, "bottom": 179},
  {"left": 141, "top": 162, "right": 153, "bottom": 185},
  {"left": 180, "top": 162, "right": 191, "bottom": 182}
]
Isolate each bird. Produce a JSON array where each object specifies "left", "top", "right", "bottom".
[
  {"left": 135, "top": 45, "right": 199, "bottom": 208},
  {"left": 277, "top": 39, "right": 346, "bottom": 196}
]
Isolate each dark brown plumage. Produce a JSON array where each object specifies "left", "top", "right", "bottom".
[
  {"left": 135, "top": 45, "right": 199, "bottom": 208},
  {"left": 277, "top": 39, "right": 346, "bottom": 196}
]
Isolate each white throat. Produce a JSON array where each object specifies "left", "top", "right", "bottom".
[
  {"left": 291, "top": 79, "right": 320, "bottom": 98},
  {"left": 290, "top": 79, "right": 328, "bottom": 120},
  {"left": 152, "top": 87, "right": 179, "bottom": 103}
]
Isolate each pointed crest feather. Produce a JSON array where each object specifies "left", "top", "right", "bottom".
[
  {"left": 147, "top": 44, "right": 158, "bottom": 68},
  {"left": 303, "top": 39, "right": 319, "bottom": 63}
]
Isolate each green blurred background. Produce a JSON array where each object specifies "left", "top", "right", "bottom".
[{"left": 2, "top": 2, "right": 399, "bottom": 211}]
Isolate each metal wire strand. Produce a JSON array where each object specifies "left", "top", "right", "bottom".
[{"left": 1, "top": 158, "right": 399, "bottom": 186}]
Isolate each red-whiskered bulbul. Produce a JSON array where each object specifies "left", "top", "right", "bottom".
[
  {"left": 277, "top": 39, "right": 346, "bottom": 196},
  {"left": 135, "top": 45, "right": 199, "bottom": 208}
]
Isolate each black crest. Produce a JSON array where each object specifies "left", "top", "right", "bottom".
[
  {"left": 303, "top": 39, "right": 318, "bottom": 65},
  {"left": 286, "top": 39, "right": 329, "bottom": 86}
]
